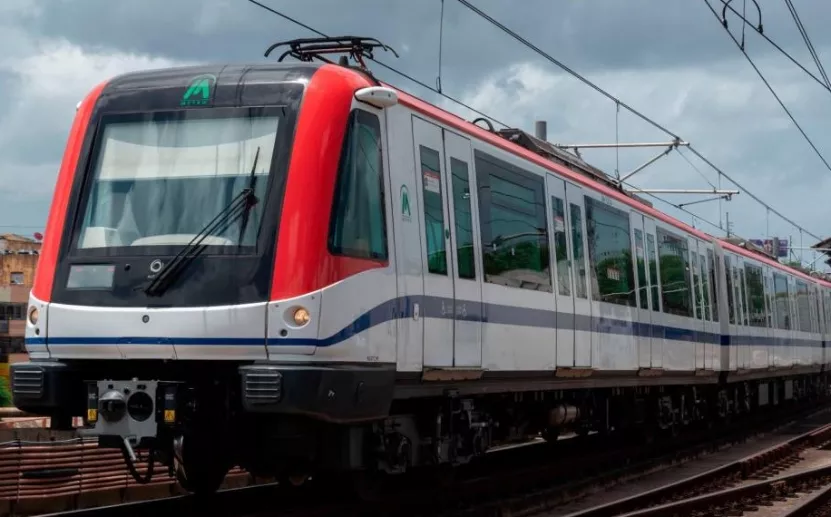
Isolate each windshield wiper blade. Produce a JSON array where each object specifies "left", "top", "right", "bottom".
[{"left": 143, "top": 148, "right": 261, "bottom": 297}]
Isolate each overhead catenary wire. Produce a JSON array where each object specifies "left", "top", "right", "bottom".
[
  {"left": 245, "top": 0, "right": 820, "bottom": 243},
  {"left": 718, "top": 0, "right": 831, "bottom": 96},
  {"left": 703, "top": 0, "right": 831, "bottom": 180},
  {"left": 783, "top": 0, "right": 830, "bottom": 89},
  {"left": 456, "top": 0, "right": 823, "bottom": 242}
]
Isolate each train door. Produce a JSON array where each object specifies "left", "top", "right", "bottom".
[
  {"left": 546, "top": 176, "right": 573, "bottom": 367},
  {"left": 699, "top": 245, "right": 716, "bottom": 371},
  {"left": 644, "top": 219, "right": 663, "bottom": 368},
  {"left": 411, "top": 116, "right": 483, "bottom": 368},
  {"left": 689, "top": 239, "right": 706, "bottom": 370},
  {"left": 546, "top": 177, "right": 591, "bottom": 367},
  {"left": 565, "top": 182, "right": 592, "bottom": 367},
  {"left": 630, "top": 213, "right": 652, "bottom": 368},
  {"left": 442, "top": 130, "right": 483, "bottom": 367}
]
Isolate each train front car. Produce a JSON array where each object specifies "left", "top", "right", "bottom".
[{"left": 9, "top": 61, "right": 397, "bottom": 492}]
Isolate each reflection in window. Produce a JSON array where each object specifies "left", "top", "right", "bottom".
[
  {"left": 773, "top": 272, "right": 790, "bottom": 330},
  {"left": 744, "top": 264, "right": 766, "bottom": 328},
  {"left": 700, "top": 254, "right": 711, "bottom": 321},
  {"left": 725, "top": 256, "right": 736, "bottom": 324},
  {"left": 796, "top": 280, "right": 812, "bottom": 332},
  {"left": 647, "top": 234, "right": 660, "bottom": 312},
  {"left": 570, "top": 203, "right": 587, "bottom": 299},
  {"left": 474, "top": 151, "right": 551, "bottom": 292},
  {"left": 584, "top": 197, "right": 635, "bottom": 307},
  {"left": 691, "top": 252, "right": 701, "bottom": 319},
  {"left": 707, "top": 250, "right": 719, "bottom": 322},
  {"left": 450, "top": 157, "right": 475, "bottom": 279},
  {"left": 657, "top": 228, "right": 692, "bottom": 317},
  {"left": 330, "top": 110, "right": 388, "bottom": 260},
  {"left": 419, "top": 146, "right": 447, "bottom": 275},
  {"left": 551, "top": 196, "right": 571, "bottom": 296},
  {"left": 738, "top": 268, "right": 749, "bottom": 326},
  {"left": 634, "top": 229, "right": 648, "bottom": 309},
  {"left": 9, "top": 272, "right": 23, "bottom": 285}
]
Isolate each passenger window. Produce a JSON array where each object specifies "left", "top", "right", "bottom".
[
  {"left": 707, "top": 250, "right": 719, "bottom": 322},
  {"left": 656, "top": 228, "right": 692, "bottom": 317},
  {"left": 738, "top": 268, "right": 749, "bottom": 326},
  {"left": 551, "top": 196, "right": 571, "bottom": 296},
  {"left": 691, "top": 252, "right": 701, "bottom": 319},
  {"left": 744, "top": 264, "right": 766, "bottom": 328},
  {"left": 419, "top": 145, "right": 447, "bottom": 275},
  {"left": 570, "top": 203, "right": 588, "bottom": 299},
  {"left": 584, "top": 197, "right": 635, "bottom": 307},
  {"left": 634, "top": 229, "right": 648, "bottom": 309},
  {"left": 725, "top": 257, "right": 736, "bottom": 324},
  {"left": 647, "top": 234, "right": 660, "bottom": 312},
  {"left": 700, "top": 253, "right": 710, "bottom": 321},
  {"left": 474, "top": 151, "right": 551, "bottom": 292},
  {"left": 450, "top": 157, "right": 475, "bottom": 279},
  {"left": 773, "top": 272, "right": 790, "bottom": 330},
  {"left": 328, "top": 109, "right": 388, "bottom": 260}
]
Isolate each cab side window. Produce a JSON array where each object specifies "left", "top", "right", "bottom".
[{"left": 328, "top": 109, "right": 388, "bottom": 260}]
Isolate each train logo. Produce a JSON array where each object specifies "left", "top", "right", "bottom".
[
  {"left": 400, "top": 185, "right": 411, "bottom": 222},
  {"left": 180, "top": 74, "right": 215, "bottom": 107}
]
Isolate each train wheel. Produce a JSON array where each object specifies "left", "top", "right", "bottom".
[{"left": 174, "top": 433, "right": 230, "bottom": 495}]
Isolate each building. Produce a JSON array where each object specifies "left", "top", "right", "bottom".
[{"left": 0, "top": 234, "right": 41, "bottom": 354}]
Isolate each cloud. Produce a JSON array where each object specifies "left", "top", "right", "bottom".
[
  {"left": 0, "top": 36, "right": 191, "bottom": 230},
  {"left": 444, "top": 56, "right": 831, "bottom": 250}
]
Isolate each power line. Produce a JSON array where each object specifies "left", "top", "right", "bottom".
[
  {"left": 703, "top": 1, "right": 831, "bottom": 179},
  {"left": 718, "top": 0, "right": 831, "bottom": 96},
  {"left": 783, "top": 0, "right": 830, "bottom": 89},
  {"left": 246, "top": 0, "right": 821, "bottom": 243},
  {"left": 244, "top": 0, "right": 509, "bottom": 129},
  {"left": 456, "top": 0, "right": 822, "bottom": 241}
]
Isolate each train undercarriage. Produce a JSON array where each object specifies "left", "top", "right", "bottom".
[{"left": 11, "top": 359, "right": 830, "bottom": 495}]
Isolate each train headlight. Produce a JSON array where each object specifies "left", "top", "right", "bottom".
[
  {"left": 292, "top": 307, "right": 311, "bottom": 327},
  {"left": 28, "top": 306, "right": 39, "bottom": 326}
]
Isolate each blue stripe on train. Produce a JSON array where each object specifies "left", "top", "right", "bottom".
[{"left": 23, "top": 295, "right": 825, "bottom": 349}]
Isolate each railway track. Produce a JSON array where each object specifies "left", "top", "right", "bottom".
[{"left": 21, "top": 398, "right": 831, "bottom": 517}]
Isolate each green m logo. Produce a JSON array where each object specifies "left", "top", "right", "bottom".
[{"left": 181, "top": 74, "right": 216, "bottom": 106}]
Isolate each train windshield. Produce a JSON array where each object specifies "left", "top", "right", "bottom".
[{"left": 74, "top": 107, "right": 282, "bottom": 253}]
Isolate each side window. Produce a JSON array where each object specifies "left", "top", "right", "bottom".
[
  {"left": 796, "top": 280, "right": 811, "bottom": 332},
  {"left": 700, "top": 254, "right": 710, "bottom": 321},
  {"left": 745, "top": 264, "right": 766, "bottom": 328},
  {"left": 773, "top": 272, "right": 790, "bottom": 330},
  {"left": 635, "top": 229, "right": 648, "bottom": 309},
  {"left": 738, "top": 268, "right": 749, "bottom": 326},
  {"left": 725, "top": 256, "right": 736, "bottom": 324},
  {"left": 584, "top": 197, "right": 635, "bottom": 307},
  {"left": 691, "top": 252, "right": 701, "bottom": 319},
  {"left": 656, "top": 228, "right": 692, "bottom": 317},
  {"left": 474, "top": 151, "right": 551, "bottom": 292},
  {"left": 707, "top": 250, "right": 719, "bottom": 322},
  {"left": 419, "top": 145, "right": 447, "bottom": 275},
  {"left": 647, "top": 234, "right": 661, "bottom": 312},
  {"left": 328, "top": 109, "right": 388, "bottom": 260},
  {"left": 551, "top": 196, "right": 571, "bottom": 296},
  {"left": 450, "top": 157, "right": 475, "bottom": 279},
  {"left": 570, "top": 203, "right": 588, "bottom": 299}
]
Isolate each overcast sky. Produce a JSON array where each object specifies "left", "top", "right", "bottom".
[{"left": 2, "top": 0, "right": 831, "bottom": 267}]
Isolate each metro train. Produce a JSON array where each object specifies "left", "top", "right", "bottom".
[{"left": 10, "top": 37, "right": 831, "bottom": 493}]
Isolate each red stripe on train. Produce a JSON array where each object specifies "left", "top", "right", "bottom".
[{"left": 32, "top": 82, "right": 108, "bottom": 302}]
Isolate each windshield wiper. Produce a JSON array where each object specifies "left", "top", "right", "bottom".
[{"left": 143, "top": 147, "right": 261, "bottom": 297}]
